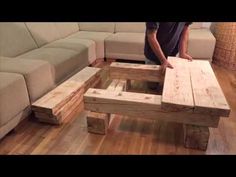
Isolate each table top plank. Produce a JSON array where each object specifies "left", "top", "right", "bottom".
[
  {"left": 189, "top": 60, "right": 230, "bottom": 117},
  {"left": 162, "top": 57, "right": 194, "bottom": 111}
]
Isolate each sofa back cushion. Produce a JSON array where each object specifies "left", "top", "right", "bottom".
[
  {"left": 189, "top": 22, "right": 203, "bottom": 29},
  {"left": 78, "top": 22, "right": 115, "bottom": 33},
  {"left": 55, "top": 22, "right": 79, "bottom": 38},
  {"left": 115, "top": 22, "right": 145, "bottom": 33},
  {"left": 25, "top": 23, "right": 62, "bottom": 47},
  {"left": 0, "top": 23, "right": 38, "bottom": 57}
]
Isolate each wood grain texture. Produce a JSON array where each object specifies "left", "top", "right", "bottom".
[
  {"left": 84, "top": 88, "right": 220, "bottom": 127},
  {"left": 107, "top": 79, "right": 127, "bottom": 91},
  {"left": 32, "top": 81, "right": 84, "bottom": 115},
  {"left": 32, "top": 67, "right": 102, "bottom": 124},
  {"left": 87, "top": 112, "right": 110, "bottom": 135},
  {"left": 162, "top": 57, "right": 194, "bottom": 111},
  {"left": 162, "top": 57, "right": 230, "bottom": 117},
  {"left": 189, "top": 59, "right": 230, "bottom": 117},
  {"left": 110, "top": 62, "right": 164, "bottom": 82},
  {"left": 183, "top": 124, "right": 210, "bottom": 151}
]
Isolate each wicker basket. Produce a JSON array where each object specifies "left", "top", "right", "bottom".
[{"left": 213, "top": 22, "right": 236, "bottom": 71}]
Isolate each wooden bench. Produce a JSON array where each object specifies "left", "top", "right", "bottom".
[{"left": 84, "top": 57, "right": 231, "bottom": 150}]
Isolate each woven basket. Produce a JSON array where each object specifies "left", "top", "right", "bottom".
[{"left": 213, "top": 22, "right": 236, "bottom": 71}]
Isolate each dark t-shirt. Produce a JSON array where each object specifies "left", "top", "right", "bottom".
[{"left": 144, "top": 22, "right": 192, "bottom": 64}]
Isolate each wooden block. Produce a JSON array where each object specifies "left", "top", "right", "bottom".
[
  {"left": 87, "top": 112, "right": 110, "bottom": 134},
  {"left": 107, "top": 79, "right": 127, "bottom": 91},
  {"left": 189, "top": 59, "right": 231, "bottom": 117},
  {"left": 84, "top": 88, "right": 220, "bottom": 127},
  {"left": 35, "top": 112, "right": 59, "bottom": 125},
  {"left": 32, "top": 67, "right": 102, "bottom": 124},
  {"left": 86, "top": 79, "right": 127, "bottom": 134},
  {"left": 32, "top": 81, "right": 84, "bottom": 115},
  {"left": 183, "top": 124, "right": 210, "bottom": 151},
  {"left": 54, "top": 88, "right": 84, "bottom": 123},
  {"left": 110, "top": 62, "right": 164, "bottom": 82},
  {"left": 35, "top": 90, "right": 84, "bottom": 124},
  {"left": 162, "top": 58, "right": 194, "bottom": 111}
]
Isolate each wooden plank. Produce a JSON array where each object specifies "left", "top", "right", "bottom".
[
  {"left": 110, "top": 62, "right": 163, "bottom": 82},
  {"left": 67, "top": 67, "right": 101, "bottom": 83},
  {"left": 32, "top": 80, "right": 83, "bottom": 115},
  {"left": 34, "top": 112, "right": 59, "bottom": 124},
  {"left": 54, "top": 88, "right": 84, "bottom": 123},
  {"left": 84, "top": 88, "right": 220, "bottom": 127},
  {"left": 35, "top": 89, "right": 84, "bottom": 124},
  {"left": 183, "top": 124, "right": 210, "bottom": 151},
  {"left": 189, "top": 60, "right": 231, "bottom": 117},
  {"left": 107, "top": 79, "right": 127, "bottom": 91},
  {"left": 162, "top": 57, "right": 194, "bottom": 111},
  {"left": 32, "top": 67, "right": 102, "bottom": 124},
  {"left": 32, "top": 67, "right": 101, "bottom": 114}
]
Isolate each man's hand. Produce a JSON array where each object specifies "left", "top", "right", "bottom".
[
  {"left": 161, "top": 60, "right": 174, "bottom": 73},
  {"left": 180, "top": 53, "right": 193, "bottom": 61}
]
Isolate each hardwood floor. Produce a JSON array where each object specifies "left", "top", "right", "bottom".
[{"left": 0, "top": 62, "right": 236, "bottom": 155}]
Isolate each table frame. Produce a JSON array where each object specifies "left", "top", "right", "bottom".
[{"left": 84, "top": 58, "right": 231, "bottom": 151}]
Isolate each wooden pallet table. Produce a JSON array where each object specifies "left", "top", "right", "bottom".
[{"left": 84, "top": 57, "right": 231, "bottom": 150}]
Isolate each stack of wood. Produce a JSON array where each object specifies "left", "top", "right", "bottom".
[
  {"left": 32, "top": 67, "right": 107, "bottom": 125},
  {"left": 213, "top": 22, "right": 236, "bottom": 71}
]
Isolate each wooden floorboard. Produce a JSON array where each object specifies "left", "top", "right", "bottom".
[{"left": 0, "top": 61, "right": 236, "bottom": 154}]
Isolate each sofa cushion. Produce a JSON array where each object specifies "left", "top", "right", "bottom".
[
  {"left": 105, "top": 32, "right": 146, "bottom": 61},
  {"left": 189, "top": 22, "right": 203, "bottom": 29},
  {"left": 188, "top": 29, "right": 216, "bottom": 60},
  {"left": 25, "top": 23, "right": 62, "bottom": 47},
  {"left": 115, "top": 22, "right": 145, "bottom": 33},
  {"left": 0, "top": 23, "right": 38, "bottom": 57},
  {"left": 44, "top": 38, "right": 96, "bottom": 64},
  {"left": 17, "top": 48, "right": 89, "bottom": 84},
  {"left": 69, "top": 31, "right": 113, "bottom": 59},
  {"left": 55, "top": 23, "right": 79, "bottom": 38},
  {"left": 0, "top": 57, "right": 54, "bottom": 102},
  {"left": 78, "top": 22, "right": 115, "bottom": 33},
  {"left": 0, "top": 107, "right": 30, "bottom": 140},
  {"left": 0, "top": 72, "right": 30, "bottom": 127}
]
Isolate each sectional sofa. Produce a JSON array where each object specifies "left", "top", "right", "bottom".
[{"left": 0, "top": 22, "right": 216, "bottom": 139}]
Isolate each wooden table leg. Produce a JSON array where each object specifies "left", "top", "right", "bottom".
[
  {"left": 87, "top": 112, "right": 110, "bottom": 135},
  {"left": 183, "top": 124, "right": 210, "bottom": 151},
  {"left": 86, "top": 79, "right": 127, "bottom": 135}
]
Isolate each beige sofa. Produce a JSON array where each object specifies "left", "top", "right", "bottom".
[
  {"left": 105, "top": 22, "right": 216, "bottom": 61},
  {"left": 0, "top": 22, "right": 216, "bottom": 139}
]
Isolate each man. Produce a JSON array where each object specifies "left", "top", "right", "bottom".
[{"left": 144, "top": 22, "right": 193, "bottom": 89}]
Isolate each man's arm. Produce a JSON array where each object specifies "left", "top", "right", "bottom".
[
  {"left": 146, "top": 26, "right": 173, "bottom": 71},
  {"left": 179, "top": 25, "right": 192, "bottom": 60}
]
